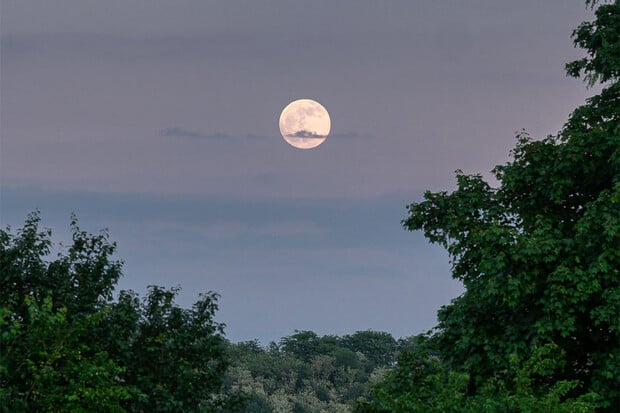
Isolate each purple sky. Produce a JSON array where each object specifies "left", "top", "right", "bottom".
[{"left": 0, "top": 1, "right": 595, "bottom": 344}]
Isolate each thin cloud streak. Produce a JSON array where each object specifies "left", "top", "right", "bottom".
[
  {"left": 159, "top": 127, "right": 231, "bottom": 140},
  {"left": 159, "top": 128, "right": 271, "bottom": 141},
  {"left": 159, "top": 127, "right": 365, "bottom": 142}
]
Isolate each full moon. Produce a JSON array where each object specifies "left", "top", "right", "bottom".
[{"left": 279, "top": 99, "right": 331, "bottom": 149}]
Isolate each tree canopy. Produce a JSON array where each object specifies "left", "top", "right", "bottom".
[
  {"left": 0, "top": 212, "right": 237, "bottom": 412},
  {"left": 225, "top": 330, "right": 407, "bottom": 413},
  {"left": 360, "top": 1, "right": 619, "bottom": 411}
]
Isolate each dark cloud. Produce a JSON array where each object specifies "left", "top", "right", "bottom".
[
  {"left": 286, "top": 130, "right": 326, "bottom": 139},
  {"left": 283, "top": 131, "right": 367, "bottom": 140},
  {"left": 159, "top": 127, "right": 230, "bottom": 140}
]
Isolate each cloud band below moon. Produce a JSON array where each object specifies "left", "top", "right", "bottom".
[{"left": 285, "top": 130, "right": 327, "bottom": 139}]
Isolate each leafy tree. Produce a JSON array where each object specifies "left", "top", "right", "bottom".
[
  {"left": 362, "top": 1, "right": 619, "bottom": 411},
  {"left": 104, "top": 287, "right": 234, "bottom": 412},
  {"left": 0, "top": 212, "right": 237, "bottom": 412},
  {"left": 1, "top": 212, "right": 122, "bottom": 321},
  {"left": 0, "top": 296, "right": 132, "bottom": 412},
  {"left": 356, "top": 342, "right": 598, "bottom": 413},
  {"left": 341, "top": 331, "right": 397, "bottom": 369},
  {"left": 566, "top": 0, "right": 620, "bottom": 86},
  {"left": 0, "top": 212, "right": 131, "bottom": 412},
  {"left": 278, "top": 330, "right": 321, "bottom": 362},
  {"left": 226, "top": 331, "right": 402, "bottom": 412}
]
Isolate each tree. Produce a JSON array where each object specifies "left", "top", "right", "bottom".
[
  {"left": 0, "top": 212, "right": 122, "bottom": 322},
  {"left": 0, "top": 296, "right": 132, "bottom": 412},
  {"left": 279, "top": 330, "right": 326, "bottom": 363},
  {"left": 356, "top": 342, "right": 598, "bottom": 413},
  {"left": 225, "top": 331, "right": 401, "bottom": 412},
  {"left": 341, "top": 331, "right": 397, "bottom": 369},
  {"left": 104, "top": 287, "right": 235, "bottom": 412},
  {"left": 363, "top": 1, "right": 619, "bottom": 411},
  {"left": 0, "top": 212, "right": 236, "bottom": 412},
  {"left": 0, "top": 212, "right": 131, "bottom": 412}
]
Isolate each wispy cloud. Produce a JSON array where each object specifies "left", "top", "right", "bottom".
[
  {"left": 159, "top": 127, "right": 231, "bottom": 140},
  {"left": 160, "top": 127, "right": 365, "bottom": 141},
  {"left": 159, "top": 127, "right": 271, "bottom": 141},
  {"left": 245, "top": 134, "right": 269, "bottom": 140},
  {"left": 158, "top": 127, "right": 368, "bottom": 145},
  {"left": 330, "top": 132, "right": 363, "bottom": 139}
]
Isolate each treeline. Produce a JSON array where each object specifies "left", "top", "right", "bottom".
[{"left": 225, "top": 330, "right": 423, "bottom": 412}]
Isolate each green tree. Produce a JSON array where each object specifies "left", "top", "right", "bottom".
[
  {"left": 341, "top": 331, "right": 397, "bottom": 369},
  {"left": 279, "top": 330, "right": 331, "bottom": 363},
  {"left": 1, "top": 212, "right": 122, "bottom": 321},
  {"left": 0, "top": 212, "right": 131, "bottom": 412},
  {"left": 356, "top": 342, "right": 598, "bottom": 413},
  {"left": 104, "top": 287, "right": 235, "bottom": 412},
  {"left": 0, "top": 213, "right": 237, "bottom": 412},
  {"left": 0, "top": 296, "right": 132, "bottom": 412},
  {"left": 226, "top": 331, "right": 401, "bottom": 412},
  {"left": 362, "top": 1, "right": 619, "bottom": 411}
]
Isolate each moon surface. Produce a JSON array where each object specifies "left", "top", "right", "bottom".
[{"left": 279, "top": 99, "right": 331, "bottom": 149}]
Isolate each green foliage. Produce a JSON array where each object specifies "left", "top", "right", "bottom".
[
  {"left": 356, "top": 343, "right": 599, "bottom": 413},
  {"left": 105, "top": 287, "right": 234, "bottom": 412},
  {"left": 566, "top": 1, "right": 620, "bottom": 86},
  {"left": 362, "top": 1, "right": 619, "bottom": 411},
  {"left": 279, "top": 330, "right": 329, "bottom": 363},
  {"left": 0, "top": 212, "right": 122, "bottom": 321},
  {"left": 340, "top": 331, "right": 397, "bottom": 369},
  {"left": 226, "top": 331, "right": 402, "bottom": 412},
  {"left": 0, "top": 212, "right": 132, "bottom": 412},
  {"left": 0, "top": 296, "right": 132, "bottom": 412},
  {"left": 0, "top": 212, "right": 237, "bottom": 412}
]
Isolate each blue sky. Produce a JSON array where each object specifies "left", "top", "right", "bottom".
[
  {"left": 0, "top": 0, "right": 595, "bottom": 343},
  {"left": 1, "top": 186, "right": 458, "bottom": 342}
]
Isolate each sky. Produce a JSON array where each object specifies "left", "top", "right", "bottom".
[{"left": 0, "top": 1, "right": 596, "bottom": 344}]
